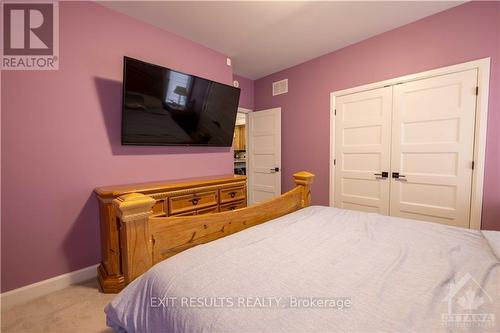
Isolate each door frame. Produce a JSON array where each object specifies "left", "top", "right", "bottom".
[
  {"left": 237, "top": 107, "right": 252, "bottom": 200},
  {"left": 329, "top": 58, "right": 491, "bottom": 230}
]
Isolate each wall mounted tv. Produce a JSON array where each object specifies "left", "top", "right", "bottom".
[{"left": 122, "top": 57, "right": 240, "bottom": 146}]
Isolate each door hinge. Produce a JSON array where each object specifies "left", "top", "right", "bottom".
[
  {"left": 475, "top": 86, "right": 479, "bottom": 95},
  {"left": 334, "top": 159, "right": 336, "bottom": 166},
  {"left": 334, "top": 109, "right": 336, "bottom": 116},
  {"left": 472, "top": 161, "right": 475, "bottom": 170}
]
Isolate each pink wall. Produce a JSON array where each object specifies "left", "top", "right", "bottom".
[
  {"left": 233, "top": 74, "right": 254, "bottom": 110},
  {"left": 254, "top": 1, "right": 500, "bottom": 230},
  {"left": 1, "top": 2, "right": 234, "bottom": 292}
]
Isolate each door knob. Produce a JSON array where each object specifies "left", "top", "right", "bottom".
[
  {"left": 270, "top": 167, "right": 280, "bottom": 173},
  {"left": 374, "top": 171, "right": 388, "bottom": 179},
  {"left": 392, "top": 172, "right": 407, "bottom": 181}
]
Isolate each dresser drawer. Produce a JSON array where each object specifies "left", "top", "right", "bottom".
[
  {"left": 152, "top": 200, "right": 165, "bottom": 215},
  {"left": 170, "top": 210, "right": 196, "bottom": 217},
  {"left": 219, "top": 186, "right": 246, "bottom": 204},
  {"left": 220, "top": 200, "right": 246, "bottom": 212},
  {"left": 169, "top": 191, "right": 218, "bottom": 215},
  {"left": 197, "top": 206, "right": 219, "bottom": 215}
]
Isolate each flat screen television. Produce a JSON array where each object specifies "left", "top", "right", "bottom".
[{"left": 121, "top": 57, "right": 240, "bottom": 146}]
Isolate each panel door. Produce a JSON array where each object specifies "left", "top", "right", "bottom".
[
  {"left": 334, "top": 87, "right": 392, "bottom": 214},
  {"left": 247, "top": 108, "right": 281, "bottom": 204},
  {"left": 390, "top": 69, "right": 477, "bottom": 228}
]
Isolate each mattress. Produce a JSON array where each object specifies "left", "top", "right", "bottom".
[{"left": 105, "top": 206, "right": 500, "bottom": 332}]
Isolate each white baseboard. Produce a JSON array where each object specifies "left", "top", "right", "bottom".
[{"left": 1, "top": 264, "right": 99, "bottom": 310}]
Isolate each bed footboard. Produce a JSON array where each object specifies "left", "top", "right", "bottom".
[{"left": 113, "top": 171, "right": 314, "bottom": 288}]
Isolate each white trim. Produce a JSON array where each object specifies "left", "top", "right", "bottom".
[
  {"left": 330, "top": 58, "right": 490, "bottom": 230},
  {"left": 0, "top": 264, "right": 98, "bottom": 310},
  {"left": 235, "top": 108, "right": 252, "bottom": 199},
  {"left": 237, "top": 107, "right": 252, "bottom": 114},
  {"left": 469, "top": 60, "right": 490, "bottom": 230},
  {"left": 247, "top": 110, "right": 254, "bottom": 204},
  {"left": 332, "top": 58, "right": 490, "bottom": 97},
  {"left": 245, "top": 111, "right": 250, "bottom": 200},
  {"left": 329, "top": 96, "right": 336, "bottom": 207}
]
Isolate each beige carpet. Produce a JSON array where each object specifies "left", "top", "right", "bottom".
[{"left": 1, "top": 279, "right": 115, "bottom": 333}]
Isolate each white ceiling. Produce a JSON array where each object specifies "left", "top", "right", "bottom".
[{"left": 100, "top": 1, "right": 463, "bottom": 79}]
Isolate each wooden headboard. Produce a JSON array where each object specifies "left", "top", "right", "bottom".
[{"left": 112, "top": 171, "right": 314, "bottom": 290}]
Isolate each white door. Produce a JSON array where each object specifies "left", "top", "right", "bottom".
[
  {"left": 390, "top": 69, "right": 477, "bottom": 228},
  {"left": 334, "top": 87, "right": 392, "bottom": 214},
  {"left": 247, "top": 108, "right": 281, "bottom": 204}
]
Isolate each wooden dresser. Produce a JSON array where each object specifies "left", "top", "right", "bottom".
[{"left": 95, "top": 174, "right": 247, "bottom": 292}]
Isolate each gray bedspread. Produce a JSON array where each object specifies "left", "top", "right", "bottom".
[{"left": 105, "top": 206, "right": 500, "bottom": 332}]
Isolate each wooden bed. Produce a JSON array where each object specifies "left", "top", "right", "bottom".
[{"left": 110, "top": 171, "right": 314, "bottom": 290}]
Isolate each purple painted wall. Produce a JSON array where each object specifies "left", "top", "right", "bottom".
[
  {"left": 1, "top": 2, "right": 234, "bottom": 292},
  {"left": 254, "top": 1, "right": 500, "bottom": 230},
  {"left": 233, "top": 74, "right": 254, "bottom": 110}
]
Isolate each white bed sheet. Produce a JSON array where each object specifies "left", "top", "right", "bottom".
[{"left": 105, "top": 206, "right": 500, "bottom": 332}]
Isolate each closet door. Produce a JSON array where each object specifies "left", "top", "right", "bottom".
[
  {"left": 390, "top": 69, "right": 477, "bottom": 228},
  {"left": 247, "top": 108, "right": 281, "bottom": 204},
  {"left": 335, "top": 87, "right": 392, "bottom": 214}
]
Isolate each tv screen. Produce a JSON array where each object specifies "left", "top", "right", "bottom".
[{"left": 122, "top": 57, "right": 240, "bottom": 146}]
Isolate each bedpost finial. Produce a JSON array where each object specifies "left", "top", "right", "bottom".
[
  {"left": 293, "top": 171, "right": 314, "bottom": 207},
  {"left": 293, "top": 171, "right": 315, "bottom": 186},
  {"left": 113, "top": 193, "right": 155, "bottom": 223},
  {"left": 113, "top": 193, "right": 155, "bottom": 284}
]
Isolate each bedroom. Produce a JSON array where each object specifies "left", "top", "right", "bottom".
[{"left": 1, "top": 1, "right": 499, "bottom": 332}]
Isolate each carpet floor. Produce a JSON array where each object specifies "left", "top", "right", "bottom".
[{"left": 1, "top": 279, "right": 115, "bottom": 333}]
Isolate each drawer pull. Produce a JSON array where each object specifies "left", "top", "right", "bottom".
[
  {"left": 229, "top": 191, "right": 236, "bottom": 198},
  {"left": 191, "top": 198, "right": 199, "bottom": 205}
]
